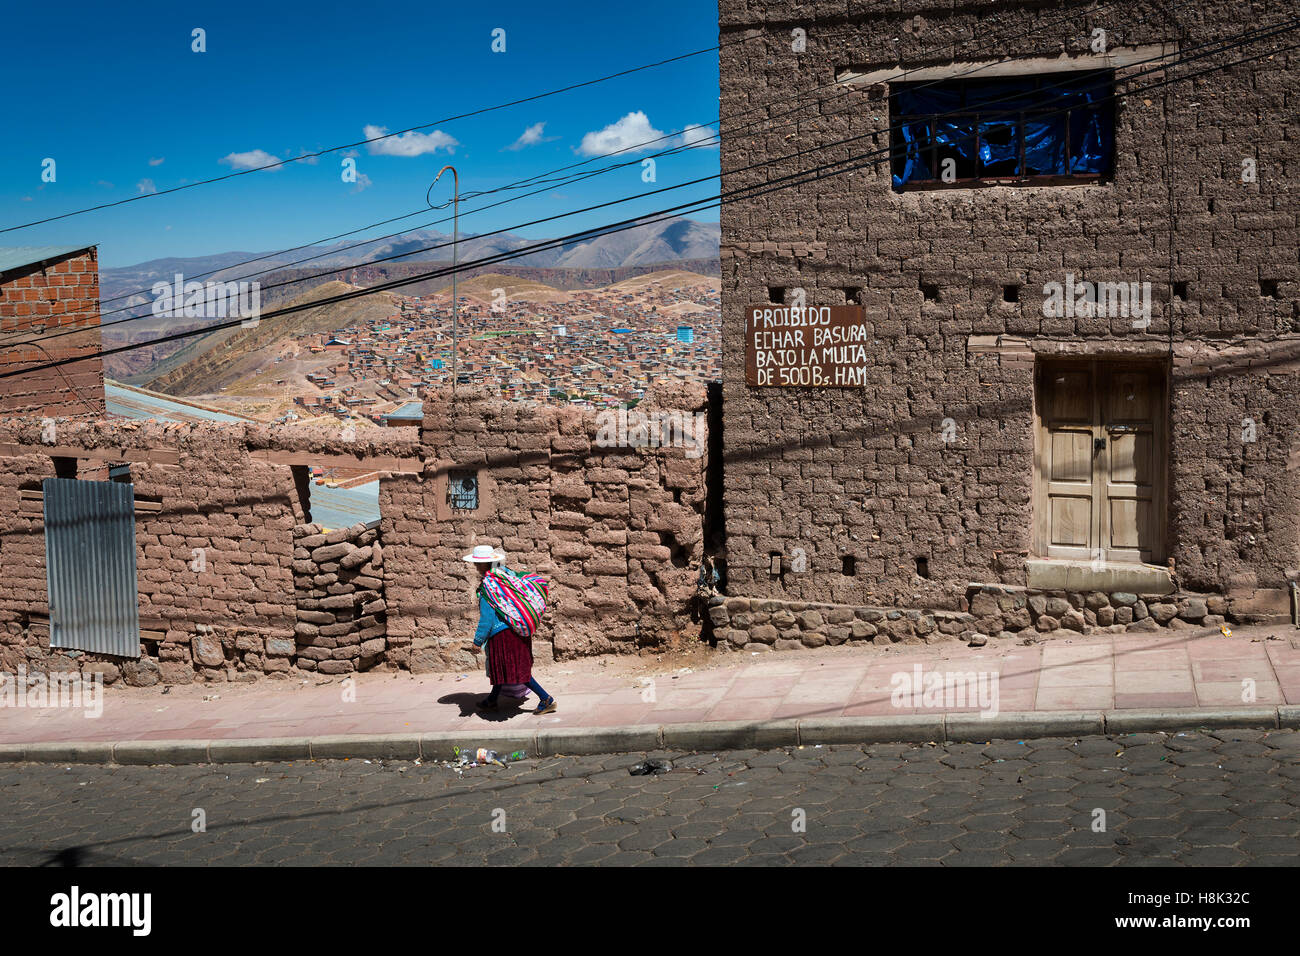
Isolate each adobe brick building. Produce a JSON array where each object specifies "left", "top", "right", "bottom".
[
  {"left": 714, "top": 0, "right": 1299, "bottom": 646},
  {"left": 0, "top": 385, "right": 707, "bottom": 686},
  {"left": 0, "top": 246, "right": 106, "bottom": 419}
]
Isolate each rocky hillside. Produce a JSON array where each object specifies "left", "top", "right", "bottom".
[{"left": 145, "top": 281, "right": 393, "bottom": 396}]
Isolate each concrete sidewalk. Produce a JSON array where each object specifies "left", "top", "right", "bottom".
[{"left": 3, "top": 626, "right": 1299, "bottom": 763}]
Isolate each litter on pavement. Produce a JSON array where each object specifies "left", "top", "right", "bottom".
[
  {"left": 446, "top": 747, "right": 527, "bottom": 770},
  {"left": 628, "top": 758, "right": 673, "bottom": 776}
]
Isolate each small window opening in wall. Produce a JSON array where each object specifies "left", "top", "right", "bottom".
[
  {"left": 915, "top": 556, "right": 930, "bottom": 579},
  {"left": 769, "top": 552, "right": 783, "bottom": 579},
  {"left": 1172, "top": 281, "right": 1189, "bottom": 301},
  {"left": 768, "top": 286, "right": 786, "bottom": 304},
  {"left": 108, "top": 463, "right": 132, "bottom": 483},
  {"left": 1261, "top": 279, "right": 1280, "bottom": 299},
  {"left": 921, "top": 282, "right": 940, "bottom": 302},
  {"left": 940, "top": 484, "right": 949, "bottom": 496},
  {"left": 840, "top": 287, "right": 861, "bottom": 305},
  {"left": 447, "top": 470, "right": 479, "bottom": 511},
  {"left": 291, "top": 464, "right": 313, "bottom": 525},
  {"left": 841, "top": 555, "right": 856, "bottom": 576},
  {"left": 1002, "top": 284, "right": 1020, "bottom": 304},
  {"left": 52, "top": 457, "right": 76, "bottom": 479}
]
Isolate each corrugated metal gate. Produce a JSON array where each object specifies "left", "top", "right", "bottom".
[{"left": 43, "top": 477, "right": 140, "bottom": 658}]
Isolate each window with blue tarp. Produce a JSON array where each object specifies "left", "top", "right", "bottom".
[{"left": 890, "top": 71, "right": 1115, "bottom": 189}]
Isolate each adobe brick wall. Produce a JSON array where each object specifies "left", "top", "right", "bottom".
[
  {"left": 292, "top": 519, "right": 387, "bottom": 675},
  {"left": 0, "top": 388, "right": 708, "bottom": 685},
  {"left": 718, "top": 1, "right": 1299, "bottom": 619},
  {"left": 0, "top": 419, "right": 417, "bottom": 685},
  {"left": 0, "top": 248, "right": 106, "bottom": 418},
  {"left": 383, "top": 384, "right": 709, "bottom": 673}
]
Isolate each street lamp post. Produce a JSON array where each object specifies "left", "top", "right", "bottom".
[{"left": 432, "top": 165, "right": 459, "bottom": 394}]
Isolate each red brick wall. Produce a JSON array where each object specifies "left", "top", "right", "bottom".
[{"left": 0, "top": 248, "right": 106, "bottom": 419}]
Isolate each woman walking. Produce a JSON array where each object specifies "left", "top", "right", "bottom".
[{"left": 464, "top": 545, "right": 557, "bottom": 714}]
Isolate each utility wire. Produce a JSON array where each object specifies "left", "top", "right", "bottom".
[
  {"left": 0, "top": 44, "right": 723, "bottom": 235},
  {"left": 76, "top": 0, "right": 1122, "bottom": 321},
  {"left": 13, "top": 13, "right": 1281, "bottom": 351},
  {"left": 1, "top": 0, "right": 1126, "bottom": 237},
  {"left": 22, "top": 7, "right": 1222, "bottom": 348},
  {"left": 7, "top": 22, "right": 1293, "bottom": 382}
]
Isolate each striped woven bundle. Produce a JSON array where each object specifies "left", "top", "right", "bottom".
[{"left": 479, "top": 567, "right": 549, "bottom": 638}]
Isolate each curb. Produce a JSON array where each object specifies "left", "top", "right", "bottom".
[{"left": 0, "top": 706, "right": 1294, "bottom": 766}]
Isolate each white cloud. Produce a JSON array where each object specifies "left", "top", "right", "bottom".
[
  {"left": 577, "top": 111, "right": 664, "bottom": 157},
  {"left": 351, "top": 172, "right": 373, "bottom": 194},
  {"left": 363, "top": 124, "right": 458, "bottom": 157},
  {"left": 506, "top": 121, "right": 556, "bottom": 151},
  {"left": 148, "top": 157, "right": 165, "bottom": 166},
  {"left": 220, "top": 149, "right": 283, "bottom": 170},
  {"left": 136, "top": 178, "right": 157, "bottom": 194},
  {"left": 678, "top": 123, "right": 719, "bottom": 150}
]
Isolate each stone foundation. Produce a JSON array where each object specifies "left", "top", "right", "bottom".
[{"left": 711, "top": 582, "right": 1293, "bottom": 651}]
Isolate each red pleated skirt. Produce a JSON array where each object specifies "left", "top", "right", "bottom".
[{"left": 483, "top": 627, "right": 533, "bottom": 686}]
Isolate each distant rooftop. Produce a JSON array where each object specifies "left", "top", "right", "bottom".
[
  {"left": 106, "top": 382, "right": 251, "bottom": 424},
  {"left": 0, "top": 245, "right": 94, "bottom": 274},
  {"left": 311, "top": 480, "right": 380, "bottom": 530},
  {"left": 381, "top": 401, "right": 423, "bottom": 422}
]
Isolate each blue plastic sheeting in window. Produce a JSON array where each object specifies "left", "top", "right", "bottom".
[{"left": 891, "top": 72, "right": 1114, "bottom": 187}]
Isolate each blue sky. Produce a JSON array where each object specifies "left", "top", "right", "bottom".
[{"left": 2, "top": 0, "right": 720, "bottom": 268}]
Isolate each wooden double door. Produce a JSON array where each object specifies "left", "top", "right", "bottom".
[{"left": 1033, "top": 359, "right": 1167, "bottom": 564}]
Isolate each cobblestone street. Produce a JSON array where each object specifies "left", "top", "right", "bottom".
[{"left": 1, "top": 728, "right": 1296, "bottom": 866}]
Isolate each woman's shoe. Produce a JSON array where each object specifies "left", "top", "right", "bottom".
[{"left": 533, "top": 696, "right": 557, "bottom": 715}]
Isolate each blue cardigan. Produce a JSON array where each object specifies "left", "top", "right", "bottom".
[{"left": 473, "top": 590, "right": 511, "bottom": 647}]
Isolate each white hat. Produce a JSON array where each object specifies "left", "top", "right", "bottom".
[{"left": 462, "top": 545, "right": 505, "bottom": 563}]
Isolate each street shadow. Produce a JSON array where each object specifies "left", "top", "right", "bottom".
[
  {"left": 437, "top": 692, "right": 531, "bottom": 722},
  {"left": 0, "top": 844, "right": 142, "bottom": 867}
]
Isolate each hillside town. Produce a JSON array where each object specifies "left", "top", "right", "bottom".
[{"left": 236, "top": 273, "right": 719, "bottom": 425}]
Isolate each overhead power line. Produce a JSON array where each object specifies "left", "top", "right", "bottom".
[
  {"left": 5, "top": 18, "right": 1294, "bottom": 382},
  {"left": 66, "top": 0, "right": 1123, "bottom": 324},
  {"left": 1, "top": 1, "right": 1118, "bottom": 236},
  {"left": 13, "top": 12, "right": 1277, "bottom": 350}
]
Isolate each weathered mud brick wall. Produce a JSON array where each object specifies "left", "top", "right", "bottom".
[
  {"left": 0, "top": 246, "right": 106, "bottom": 419},
  {"left": 0, "top": 419, "right": 417, "bottom": 684},
  {"left": 292, "top": 520, "right": 387, "bottom": 674},
  {"left": 718, "top": 0, "right": 1300, "bottom": 627},
  {"left": 382, "top": 384, "right": 708, "bottom": 672}
]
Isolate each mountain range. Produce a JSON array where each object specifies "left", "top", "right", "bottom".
[{"left": 100, "top": 216, "right": 720, "bottom": 306}]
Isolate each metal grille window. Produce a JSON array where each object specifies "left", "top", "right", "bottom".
[
  {"left": 447, "top": 471, "right": 479, "bottom": 511},
  {"left": 891, "top": 71, "right": 1115, "bottom": 190}
]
